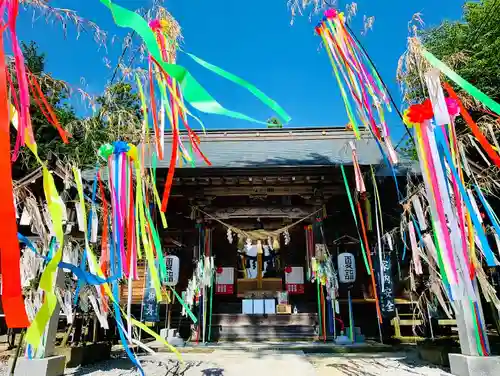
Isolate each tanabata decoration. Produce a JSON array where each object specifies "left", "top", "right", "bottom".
[
  {"left": 1, "top": 0, "right": 75, "bottom": 330},
  {"left": 315, "top": 8, "right": 398, "bottom": 165},
  {"left": 400, "top": 62, "right": 500, "bottom": 356},
  {"left": 99, "top": 0, "right": 291, "bottom": 216},
  {"left": 3, "top": 0, "right": 292, "bottom": 372}
]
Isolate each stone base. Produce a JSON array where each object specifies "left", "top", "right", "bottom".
[
  {"left": 8, "top": 355, "right": 66, "bottom": 376},
  {"left": 449, "top": 354, "right": 500, "bottom": 376},
  {"left": 56, "top": 342, "right": 111, "bottom": 367}
]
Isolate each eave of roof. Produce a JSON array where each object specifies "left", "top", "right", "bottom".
[{"left": 82, "top": 127, "right": 420, "bottom": 180}]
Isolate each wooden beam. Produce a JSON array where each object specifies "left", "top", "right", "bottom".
[{"left": 170, "top": 185, "right": 341, "bottom": 197}]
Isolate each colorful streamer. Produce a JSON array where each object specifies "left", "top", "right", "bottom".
[
  {"left": 0, "top": 29, "right": 29, "bottom": 328},
  {"left": 99, "top": 0, "right": 290, "bottom": 124}
]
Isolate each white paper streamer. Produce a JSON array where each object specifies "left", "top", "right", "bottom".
[
  {"left": 425, "top": 69, "right": 451, "bottom": 126},
  {"left": 468, "top": 134, "right": 491, "bottom": 167},
  {"left": 89, "top": 294, "right": 109, "bottom": 330}
]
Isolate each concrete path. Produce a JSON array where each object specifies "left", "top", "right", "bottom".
[{"left": 309, "top": 353, "right": 452, "bottom": 376}]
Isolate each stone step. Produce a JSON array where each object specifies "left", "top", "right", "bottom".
[
  {"left": 212, "top": 325, "right": 315, "bottom": 341},
  {"left": 212, "top": 313, "right": 317, "bottom": 327}
]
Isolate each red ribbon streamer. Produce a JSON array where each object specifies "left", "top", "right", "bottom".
[
  {"left": 27, "top": 71, "right": 70, "bottom": 143},
  {"left": 0, "top": 31, "right": 30, "bottom": 328},
  {"left": 148, "top": 58, "right": 163, "bottom": 161},
  {"left": 356, "top": 199, "right": 382, "bottom": 324},
  {"left": 443, "top": 82, "right": 500, "bottom": 168}
]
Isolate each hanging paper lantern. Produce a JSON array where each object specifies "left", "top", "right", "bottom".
[
  {"left": 216, "top": 266, "right": 223, "bottom": 274},
  {"left": 285, "top": 266, "right": 292, "bottom": 274}
]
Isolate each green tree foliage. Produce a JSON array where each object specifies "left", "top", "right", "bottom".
[
  {"left": 12, "top": 41, "right": 77, "bottom": 176},
  {"left": 398, "top": 0, "right": 500, "bottom": 161},
  {"left": 12, "top": 42, "right": 143, "bottom": 176},
  {"left": 421, "top": 0, "right": 500, "bottom": 103}
]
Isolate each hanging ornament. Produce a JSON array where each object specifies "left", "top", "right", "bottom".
[
  {"left": 257, "top": 240, "right": 263, "bottom": 254},
  {"left": 273, "top": 237, "right": 280, "bottom": 251},
  {"left": 283, "top": 229, "right": 291, "bottom": 245}
]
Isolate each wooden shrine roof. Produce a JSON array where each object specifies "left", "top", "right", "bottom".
[{"left": 143, "top": 127, "right": 420, "bottom": 174}]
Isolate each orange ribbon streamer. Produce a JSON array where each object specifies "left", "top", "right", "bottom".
[
  {"left": 27, "top": 71, "right": 70, "bottom": 144},
  {"left": 0, "top": 30, "right": 30, "bottom": 328},
  {"left": 443, "top": 82, "right": 500, "bottom": 168},
  {"left": 356, "top": 199, "right": 382, "bottom": 324}
]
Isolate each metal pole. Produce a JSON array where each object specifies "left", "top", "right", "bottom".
[{"left": 9, "top": 330, "right": 26, "bottom": 376}]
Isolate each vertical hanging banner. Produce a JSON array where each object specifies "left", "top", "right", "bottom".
[
  {"left": 338, "top": 253, "right": 356, "bottom": 284},
  {"left": 142, "top": 266, "right": 160, "bottom": 322},
  {"left": 215, "top": 267, "right": 234, "bottom": 295},
  {"left": 285, "top": 266, "right": 305, "bottom": 294},
  {"left": 163, "top": 255, "right": 180, "bottom": 286},
  {"left": 375, "top": 252, "right": 395, "bottom": 318}
]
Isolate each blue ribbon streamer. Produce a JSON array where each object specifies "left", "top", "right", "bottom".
[
  {"left": 434, "top": 126, "right": 496, "bottom": 266},
  {"left": 473, "top": 184, "right": 500, "bottom": 243},
  {"left": 18, "top": 233, "right": 119, "bottom": 286}
]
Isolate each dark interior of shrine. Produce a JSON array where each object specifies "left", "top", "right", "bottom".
[{"left": 154, "top": 164, "right": 412, "bottom": 341}]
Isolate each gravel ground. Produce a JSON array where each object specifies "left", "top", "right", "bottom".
[
  {"left": 1, "top": 350, "right": 452, "bottom": 376},
  {"left": 309, "top": 352, "right": 452, "bottom": 376}
]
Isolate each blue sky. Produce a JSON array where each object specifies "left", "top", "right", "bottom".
[{"left": 18, "top": 0, "right": 465, "bottom": 142}]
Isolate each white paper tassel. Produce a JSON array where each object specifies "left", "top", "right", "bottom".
[
  {"left": 20, "top": 207, "right": 32, "bottom": 226},
  {"left": 90, "top": 208, "right": 98, "bottom": 243},
  {"left": 409, "top": 222, "right": 423, "bottom": 275},
  {"left": 75, "top": 202, "right": 84, "bottom": 232},
  {"left": 349, "top": 141, "right": 366, "bottom": 193},
  {"left": 385, "top": 138, "right": 399, "bottom": 165},
  {"left": 411, "top": 195, "right": 428, "bottom": 231},
  {"left": 422, "top": 234, "right": 439, "bottom": 265}
]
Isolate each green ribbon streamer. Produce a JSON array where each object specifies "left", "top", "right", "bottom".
[
  {"left": 340, "top": 165, "right": 371, "bottom": 274},
  {"left": 170, "top": 287, "right": 198, "bottom": 324},
  {"left": 316, "top": 279, "right": 322, "bottom": 337},
  {"left": 144, "top": 205, "right": 168, "bottom": 281},
  {"left": 183, "top": 52, "right": 291, "bottom": 123},
  {"left": 423, "top": 49, "right": 500, "bottom": 115},
  {"left": 99, "top": 0, "right": 290, "bottom": 124}
]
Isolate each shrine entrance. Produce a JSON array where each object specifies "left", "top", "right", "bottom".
[{"left": 150, "top": 127, "right": 412, "bottom": 343}]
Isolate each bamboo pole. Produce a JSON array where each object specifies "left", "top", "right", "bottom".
[{"left": 316, "top": 279, "right": 322, "bottom": 338}]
